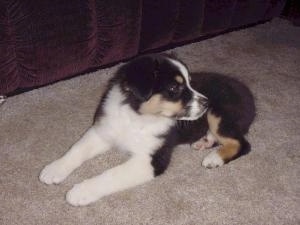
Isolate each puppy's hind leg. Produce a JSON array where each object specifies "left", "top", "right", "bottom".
[
  {"left": 202, "top": 138, "right": 245, "bottom": 168},
  {"left": 202, "top": 112, "right": 250, "bottom": 168},
  {"left": 40, "top": 127, "right": 111, "bottom": 185}
]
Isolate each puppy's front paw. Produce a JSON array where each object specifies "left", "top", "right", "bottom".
[
  {"left": 192, "top": 134, "right": 216, "bottom": 151},
  {"left": 192, "top": 138, "right": 214, "bottom": 151},
  {"left": 39, "top": 159, "right": 71, "bottom": 185},
  {"left": 202, "top": 150, "right": 224, "bottom": 168},
  {"left": 66, "top": 180, "right": 100, "bottom": 206}
]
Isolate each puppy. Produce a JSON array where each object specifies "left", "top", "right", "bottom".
[{"left": 39, "top": 54, "right": 255, "bottom": 206}]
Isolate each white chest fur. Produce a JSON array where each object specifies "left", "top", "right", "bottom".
[{"left": 94, "top": 85, "right": 175, "bottom": 155}]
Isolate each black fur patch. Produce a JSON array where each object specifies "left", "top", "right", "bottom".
[{"left": 190, "top": 72, "right": 256, "bottom": 137}]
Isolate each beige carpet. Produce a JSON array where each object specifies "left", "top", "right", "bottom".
[{"left": 1, "top": 18, "right": 299, "bottom": 225}]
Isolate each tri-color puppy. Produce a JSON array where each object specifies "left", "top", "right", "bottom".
[{"left": 39, "top": 54, "right": 255, "bottom": 206}]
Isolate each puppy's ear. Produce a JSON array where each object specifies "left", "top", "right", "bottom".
[
  {"left": 123, "top": 72, "right": 154, "bottom": 101},
  {"left": 120, "top": 57, "right": 158, "bottom": 101}
]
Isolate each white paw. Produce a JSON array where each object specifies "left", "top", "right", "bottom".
[
  {"left": 66, "top": 180, "right": 101, "bottom": 206},
  {"left": 39, "top": 159, "right": 71, "bottom": 185},
  {"left": 202, "top": 150, "right": 224, "bottom": 168}
]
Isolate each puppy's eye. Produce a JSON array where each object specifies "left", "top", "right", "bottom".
[
  {"left": 166, "top": 84, "right": 182, "bottom": 98},
  {"left": 168, "top": 85, "right": 178, "bottom": 93}
]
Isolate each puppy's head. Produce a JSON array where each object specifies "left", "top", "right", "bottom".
[{"left": 118, "top": 54, "right": 207, "bottom": 120}]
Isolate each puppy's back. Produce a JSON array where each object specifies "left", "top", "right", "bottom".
[{"left": 191, "top": 72, "right": 256, "bottom": 135}]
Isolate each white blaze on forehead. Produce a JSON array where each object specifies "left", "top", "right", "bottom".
[{"left": 167, "top": 58, "right": 207, "bottom": 99}]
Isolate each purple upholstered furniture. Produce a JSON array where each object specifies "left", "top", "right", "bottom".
[{"left": 0, "top": 0, "right": 286, "bottom": 95}]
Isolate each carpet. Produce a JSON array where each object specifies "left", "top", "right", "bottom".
[{"left": 0, "top": 18, "right": 299, "bottom": 225}]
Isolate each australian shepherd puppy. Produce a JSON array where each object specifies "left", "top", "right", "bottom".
[{"left": 40, "top": 54, "right": 255, "bottom": 206}]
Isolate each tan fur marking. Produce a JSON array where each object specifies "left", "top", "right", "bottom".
[
  {"left": 175, "top": 75, "right": 184, "bottom": 83},
  {"left": 218, "top": 140, "right": 240, "bottom": 162},
  {"left": 207, "top": 111, "right": 240, "bottom": 162},
  {"left": 207, "top": 111, "right": 221, "bottom": 137},
  {"left": 139, "top": 94, "right": 162, "bottom": 115},
  {"left": 160, "top": 100, "right": 183, "bottom": 117},
  {"left": 139, "top": 94, "right": 183, "bottom": 117}
]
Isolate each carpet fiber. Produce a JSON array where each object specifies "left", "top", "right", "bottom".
[{"left": 1, "top": 19, "right": 299, "bottom": 225}]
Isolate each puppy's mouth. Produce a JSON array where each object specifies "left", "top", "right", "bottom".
[
  {"left": 176, "top": 99, "right": 208, "bottom": 121},
  {"left": 176, "top": 107, "right": 207, "bottom": 121}
]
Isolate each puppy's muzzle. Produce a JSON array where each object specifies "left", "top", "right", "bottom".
[{"left": 177, "top": 95, "right": 208, "bottom": 121}]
